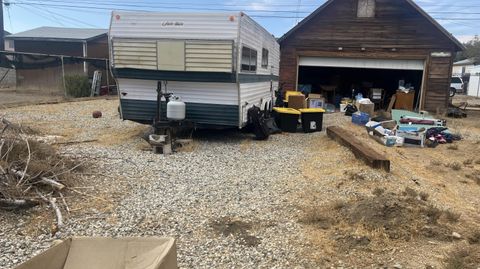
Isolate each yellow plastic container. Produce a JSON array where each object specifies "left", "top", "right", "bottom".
[
  {"left": 299, "top": 108, "right": 326, "bottom": 113},
  {"left": 299, "top": 108, "right": 325, "bottom": 133},
  {"left": 273, "top": 107, "right": 300, "bottom": 132},
  {"left": 273, "top": 107, "right": 301, "bottom": 115}
]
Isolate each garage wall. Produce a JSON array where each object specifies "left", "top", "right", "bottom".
[
  {"left": 423, "top": 56, "right": 453, "bottom": 111},
  {"left": 279, "top": 0, "right": 460, "bottom": 111}
]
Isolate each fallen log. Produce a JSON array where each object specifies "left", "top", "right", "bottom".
[
  {"left": 0, "top": 198, "right": 40, "bottom": 209},
  {"left": 327, "top": 126, "right": 391, "bottom": 172},
  {"left": 49, "top": 198, "right": 64, "bottom": 231},
  {"left": 54, "top": 139, "right": 98, "bottom": 146},
  {"left": 11, "top": 169, "right": 66, "bottom": 190}
]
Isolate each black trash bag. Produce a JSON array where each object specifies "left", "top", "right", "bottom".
[
  {"left": 344, "top": 104, "right": 358, "bottom": 116},
  {"left": 265, "top": 117, "right": 281, "bottom": 134},
  {"left": 247, "top": 106, "right": 270, "bottom": 140}
]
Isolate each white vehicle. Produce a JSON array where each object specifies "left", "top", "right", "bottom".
[
  {"left": 109, "top": 11, "right": 280, "bottom": 128},
  {"left": 450, "top": 76, "right": 464, "bottom": 96}
]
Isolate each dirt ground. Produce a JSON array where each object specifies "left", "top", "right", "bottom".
[
  {"left": 0, "top": 89, "right": 66, "bottom": 108},
  {"left": 1, "top": 98, "right": 479, "bottom": 268},
  {"left": 296, "top": 118, "right": 480, "bottom": 268}
]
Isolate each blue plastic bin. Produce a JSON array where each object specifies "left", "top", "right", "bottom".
[{"left": 352, "top": 112, "right": 370, "bottom": 126}]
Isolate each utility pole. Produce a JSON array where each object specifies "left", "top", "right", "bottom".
[{"left": 0, "top": 0, "right": 4, "bottom": 51}]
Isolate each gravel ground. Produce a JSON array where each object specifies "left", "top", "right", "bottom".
[
  {"left": 4, "top": 100, "right": 478, "bottom": 268},
  {"left": 0, "top": 100, "right": 350, "bottom": 269}
]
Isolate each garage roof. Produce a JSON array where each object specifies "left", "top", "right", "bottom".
[
  {"left": 6, "top": 27, "right": 107, "bottom": 42},
  {"left": 278, "top": 0, "right": 464, "bottom": 51}
]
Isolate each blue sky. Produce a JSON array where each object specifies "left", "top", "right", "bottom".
[{"left": 4, "top": 0, "right": 480, "bottom": 42}]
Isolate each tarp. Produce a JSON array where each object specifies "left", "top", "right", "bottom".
[
  {"left": 0, "top": 52, "right": 108, "bottom": 70},
  {"left": 14, "top": 237, "right": 177, "bottom": 269}
]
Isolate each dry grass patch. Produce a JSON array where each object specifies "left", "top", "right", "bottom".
[
  {"left": 300, "top": 188, "right": 462, "bottom": 253},
  {"left": 372, "top": 187, "right": 385, "bottom": 196},
  {"left": 346, "top": 170, "right": 366, "bottom": 181},
  {"left": 465, "top": 171, "right": 480, "bottom": 185},
  {"left": 446, "top": 162, "right": 463, "bottom": 171},
  {"left": 447, "top": 144, "right": 459, "bottom": 150},
  {"left": 442, "top": 210, "right": 461, "bottom": 223},
  {"left": 467, "top": 231, "right": 480, "bottom": 245},
  {"left": 444, "top": 246, "right": 480, "bottom": 269}
]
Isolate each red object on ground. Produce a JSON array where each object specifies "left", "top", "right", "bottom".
[{"left": 92, "top": 111, "right": 102, "bottom": 118}]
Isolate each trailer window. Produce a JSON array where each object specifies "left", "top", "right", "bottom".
[
  {"left": 241, "top": 46, "right": 257, "bottom": 72},
  {"left": 261, "top": 48, "right": 269, "bottom": 69}
]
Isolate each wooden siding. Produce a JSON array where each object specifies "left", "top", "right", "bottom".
[
  {"left": 423, "top": 56, "right": 452, "bottom": 111},
  {"left": 279, "top": 0, "right": 458, "bottom": 111}
]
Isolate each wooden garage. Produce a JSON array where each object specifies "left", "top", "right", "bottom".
[{"left": 278, "top": 0, "right": 464, "bottom": 112}]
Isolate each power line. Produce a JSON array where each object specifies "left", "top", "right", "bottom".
[
  {"left": 34, "top": 4, "right": 101, "bottom": 27},
  {"left": 9, "top": 0, "right": 314, "bottom": 14},
  {"left": 296, "top": 0, "right": 302, "bottom": 24},
  {"left": 16, "top": 0, "right": 480, "bottom": 11},
  {"left": 15, "top": 0, "right": 326, "bottom": 8},
  {"left": 16, "top": 4, "right": 68, "bottom": 26},
  {"left": 6, "top": 4, "right": 13, "bottom": 32},
  {"left": 34, "top": 6, "right": 68, "bottom": 26},
  {"left": 9, "top": 1, "right": 480, "bottom": 20}
]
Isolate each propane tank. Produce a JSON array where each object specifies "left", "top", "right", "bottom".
[{"left": 166, "top": 96, "right": 186, "bottom": 120}]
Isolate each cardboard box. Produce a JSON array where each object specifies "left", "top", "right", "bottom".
[
  {"left": 358, "top": 103, "right": 375, "bottom": 117},
  {"left": 288, "top": 94, "right": 306, "bottom": 109},
  {"left": 308, "top": 93, "right": 323, "bottom": 99},
  {"left": 14, "top": 237, "right": 178, "bottom": 269},
  {"left": 397, "top": 130, "right": 425, "bottom": 148},
  {"left": 308, "top": 98, "right": 325, "bottom": 108}
]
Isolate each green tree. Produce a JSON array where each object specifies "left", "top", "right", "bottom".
[{"left": 456, "top": 35, "right": 480, "bottom": 62}]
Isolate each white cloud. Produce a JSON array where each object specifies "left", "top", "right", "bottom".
[
  {"left": 456, "top": 35, "right": 478, "bottom": 43},
  {"left": 248, "top": 0, "right": 277, "bottom": 11}
]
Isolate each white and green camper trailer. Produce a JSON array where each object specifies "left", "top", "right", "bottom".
[{"left": 109, "top": 11, "right": 280, "bottom": 128}]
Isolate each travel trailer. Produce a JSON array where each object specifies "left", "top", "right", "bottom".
[{"left": 109, "top": 11, "right": 280, "bottom": 128}]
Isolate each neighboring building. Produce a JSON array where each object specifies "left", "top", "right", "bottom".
[
  {"left": 452, "top": 58, "right": 478, "bottom": 76},
  {"left": 467, "top": 66, "right": 480, "bottom": 97},
  {"left": 5, "top": 27, "right": 108, "bottom": 94},
  {"left": 0, "top": 30, "right": 16, "bottom": 88},
  {"left": 278, "top": 0, "right": 464, "bottom": 112}
]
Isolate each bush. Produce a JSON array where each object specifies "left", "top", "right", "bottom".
[{"left": 65, "top": 74, "right": 90, "bottom": 98}]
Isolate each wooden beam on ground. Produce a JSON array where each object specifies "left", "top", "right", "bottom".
[
  {"left": 327, "top": 126, "right": 391, "bottom": 172},
  {"left": 387, "top": 94, "right": 396, "bottom": 113}
]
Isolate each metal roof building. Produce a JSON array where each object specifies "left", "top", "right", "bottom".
[{"left": 6, "top": 27, "right": 107, "bottom": 42}]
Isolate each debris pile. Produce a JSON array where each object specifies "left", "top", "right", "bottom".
[{"left": 0, "top": 117, "right": 81, "bottom": 233}]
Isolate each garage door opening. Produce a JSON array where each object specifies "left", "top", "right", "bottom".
[{"left": 297, "top": 57, "right": 425, "bottom": 110}]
